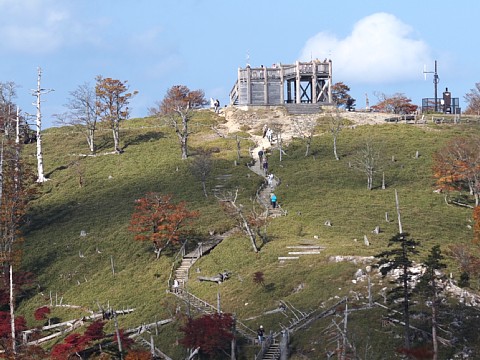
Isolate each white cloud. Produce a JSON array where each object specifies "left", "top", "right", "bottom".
[
  {"left": 299, "top": 13, "right": 431, "bottom": 84},
  {"left": 0, "top": 1, "right": 102, "bottom": 54}
]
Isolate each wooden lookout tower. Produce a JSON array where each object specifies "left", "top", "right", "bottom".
[{"left": 229, "top": 59, "right": 333, "bottom": 110}]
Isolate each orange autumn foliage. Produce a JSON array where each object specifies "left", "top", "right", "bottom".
[
  {"left": 433, "top": 136, "right": 480, "bottom": 204},
  {"left": 129, "top": 193, "right": 198, "bottom": 258}
]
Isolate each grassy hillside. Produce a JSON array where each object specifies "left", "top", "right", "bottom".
[{"left": 17, "top": 111, "right": 480, "bottom": 358}]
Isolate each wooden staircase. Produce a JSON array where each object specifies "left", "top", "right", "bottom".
[
  {"left": 285, "top": 103, "right": 322, "bottom": 115},
  {"left": 255, "top": 335, "right": 282, "bottom": 360},
  {"left": 172, "top": 287, "right": 257, "bottom": 341},
  {"left": 262, "top": 340, "right": 280, "bottom": 360},
  {"left": 171, "top": 228, "right": 237, "bottom": 288}
]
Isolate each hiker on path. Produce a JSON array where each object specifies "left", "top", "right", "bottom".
[
  {"left": 262, "top": 159, "right": 268, "bottom": 174},
  {"left": 257, "top": 325, "right": 265, "bottom": 344},
  {"left": 258, "top": 148, "right": 264, "bottom": 164},
  {"left": 266, "top": 128, "right": 273, "bottom": 143},
  {"left": 267, "top": 173, "right": 274, "bottom": 188},
  {"left": 262, "top": 124, "right": 268, "bottom": 138},
  {"left": 270, "top": 193, "right": 277, "bottom": 208}
]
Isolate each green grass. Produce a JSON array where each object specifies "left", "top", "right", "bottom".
[{"left": 16, "top": 113, "right": 480, "bottom": 358}]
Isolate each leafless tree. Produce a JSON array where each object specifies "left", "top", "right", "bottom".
[
  {"left": 32, "top": 67, "right": 53, "bottom": 182},
  {"left": 270, "top": 122, "right": 286, "bottom": 162},
  {"left": 464, "top": 82, "right": 480, "bottom": 115},
  {"left": 327, "top": 111, "right": 346, "bottom": 161},
  {"left": 0, "top": 82, "right": 18, "bottom": 135},
  {"left": 292, "top": 116, "right": 317, "bottom": 156},
  {"left": 216, "top": 189, "right": 268, "bottom": 253},
  {"left": 351, "top": 140, "right": 381, "bottom": 190},
  {"left": 190, "top": 150, "right": 213, "bottom": 197},
  {"left": 55, "top": 82, "right": 98, "bottom": 153}
]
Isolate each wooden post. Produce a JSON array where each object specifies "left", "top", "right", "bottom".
[
  {"left": 311, "top": 60, "right": 317, "bottom": 103},
  {"left": 231, "top": 316, "right": 236, "bottom": 360},
  {"left": 111, "top": 256, "right": 115, "bottom": 276},
  {"left": 295, "top": 61, "right": 301, "bottom": 104},
  {"left": 395, "top": 189, "right": 403, "bottom": 233},
  {"left": 263, "top": 66, "right": 268, "bottom": 104},
  {"left": 280, "top": 63, "right": 285, "bottom": 104},
  {"left": 246, "top": 66, "right": 251, "bottom": 105},
  {"left": 342, "top": 300, "right": 348, "bottom": 360},
  {"left": 113, "top": 310, "right": 123, "bottom": 360},
  {"left": 150, "top": 335, "right": 155, "bottom": 357},
  {"left": 368, "top": 274, "right": 372, "bottom": 307}
]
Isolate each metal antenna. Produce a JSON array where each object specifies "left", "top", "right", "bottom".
[{"left": 423, "top": 60, "right": 440, "bottom": 112}]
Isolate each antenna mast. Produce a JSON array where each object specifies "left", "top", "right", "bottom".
[{"left": 423, "top": 60, "right": 439, "bottom": 112}]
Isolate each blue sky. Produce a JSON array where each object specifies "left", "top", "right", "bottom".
[{"left": 1, "top": 0, "right": 478, "bottom": 128}]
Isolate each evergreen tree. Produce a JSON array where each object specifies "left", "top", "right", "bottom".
[
  {"left": 416, "top": 245, "right": 447, "bottom": 360},
  {"left": 375, "top": 232, "right": 420, "bottom": 350}
]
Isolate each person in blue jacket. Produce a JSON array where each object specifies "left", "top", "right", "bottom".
[{"left": 270, "top": 193, "right": 277, "bottom": 208}]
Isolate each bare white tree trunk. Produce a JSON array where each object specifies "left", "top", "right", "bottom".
[
  {"left": 15, "top": 107, "right": 20, "bottom": 145},
  {"left": 87, "top": 128, "right": 95, "bottom": 153},
  {"left": 33, "top": 68, "right": 52, "bottom": 183},
  {"left": 10, "top": 263, "right": 15, "bottom": 356},
  {"left": 114, "top": 310, "right": 123, "bottom": 360},
  {"left": 395, "top": 189, "right": 403, "bottom": 233},
  {"left": 112, "top": 120, "right": 121, "bottom": 153},
  {"left": 36, "top": 71, "right": 45, "bottom": 182},
  {"left": 333, "top": 134, "right": 339, "bottom": 161}
]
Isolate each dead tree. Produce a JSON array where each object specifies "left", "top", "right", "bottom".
[
  {"left": 351, "top": 139, "right": 382, "bottom": 190},
  {"left": 198, "top": 271, "right": 231, "bottom": 283},
  {"left": 216, "top": 189, "right": 259, "bottom": 253},
  {"left": 189, "top": 150, "right": 213, "bottom": 197},
  {"left": 292, "top": 117, "right": 317, "bottom": 157},
  {"left": 270, "top": 122, "right": 286, "bottom": 162},
  {"left": 31, "top": 67, "right": 54, "bottom": 183},
  {"left": 327, "top": 110, "right": 345, "bottom": 161},
  {"left": 210, "top": 125, "right": 251, "bottom": 161}
]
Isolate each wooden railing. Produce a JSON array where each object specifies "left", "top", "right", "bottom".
[
  {"left": 166, "top": 240, "right": 187, "bottom": 290},
  {"left": 254, "top": 334, "right": 276, "bottom": 360},
  {"left": 176, "top": 287, "right": 218, "bottom": 312}
]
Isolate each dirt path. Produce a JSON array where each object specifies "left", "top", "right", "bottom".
[{"left": 214, "top": 106, "right": 391, "bottom": 213}]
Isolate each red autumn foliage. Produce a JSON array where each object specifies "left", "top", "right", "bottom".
[
  {"left": 114, "top": 328, "right": 135, "bottom": 350},
  {"left": 180, "top": 313, "right": 234, "bottom": 357},
  {"left": 149, "top": 84, "right": 206, "bottom": 159},
  {"left": 0, "top": 311, "right": 26, "bottom": 338},
  {"left": 83, "top": 320, "right": 105, "bottom": 342},
  {"left": 50, "top": 321, "right": 105, "bottom": 360},
  {"left": 125, "top": 349, "right": 153, "bottom": 360},
  {"left": 34, "top": 306, "right": 50, "bottom": 321},
  {"left": 129, "top": 193, "right": 198, "bottom": 258},
  {"left": 371, "top": 93, "right": 418, "bottom": 114},
  {"left": 159, "top": 85, "right": 205, "bottom": 114},
  {"left": 397, "top": 345, "right": 434, "bottom": 359},
  {"left": 253, "top": 271, "right": 265, "bottom": 286},
  {"left": 16, "top": 344, "right": 49, "bottom": 359}
]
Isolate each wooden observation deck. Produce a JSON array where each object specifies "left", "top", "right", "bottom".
[{"left": 230, "top": 59, "right": 333, "bottom": 108}]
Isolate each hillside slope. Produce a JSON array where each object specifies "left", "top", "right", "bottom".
[{"left": 16, "top": 108, "right": 480, "bottom": 359}]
